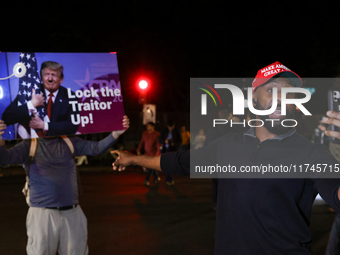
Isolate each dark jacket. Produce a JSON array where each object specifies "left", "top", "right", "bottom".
[
  {"left": 160, "top": 128, "right": 340, "bottom": 254},
  {"left": 2, "top": 85, "right": 78, "bottom": 136},
  {"left": 159, "top": 127, "right": 182, "bottom": 153}
]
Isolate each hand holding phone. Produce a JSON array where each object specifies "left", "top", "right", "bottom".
[{"left": 326, "top": 89, "right": 340, "bottom": 143}]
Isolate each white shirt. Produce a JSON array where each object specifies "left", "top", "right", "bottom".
[{"left": 26, "top": 89, "right": 59, "bottom": 131}]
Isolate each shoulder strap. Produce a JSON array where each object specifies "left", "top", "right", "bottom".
[
  {"left": 28, "top": 137, "right": 73, "bottom": 163},
  {"left": 25, "top": 136, "right": 83, "bottom": 198},
  {"left": 60, "top": 135, "right": 83, "bottom": 196},
  {"left": 60, "top": 135, "right": 74, "bottom": 156},
  {"left": 28, "top": 138, "right": 38, "bottom": 161},
  {"left": 26, "top": 138, "right": 38, "bottom": 176}
]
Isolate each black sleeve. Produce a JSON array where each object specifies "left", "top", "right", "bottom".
[
  {"left": 2, "top": 95, "right": 31, "bottom": 125},
  {"left": 310, "top": 144, "right": 340, "bottom": 211},
  {"left": 160, "top": 136, "right": 221, "bottom": 176},
  {"left": 47, "top": 106, "right": 79, "bottom": 136},
  {"left": 314, "top": 178, "right": 340, "bottom": 212},
  {"left": 161, "top": 150, "right": 190, "bottom": 176},
  {"left": 47, "top": 88, "right": 79, "bottom": 136}
]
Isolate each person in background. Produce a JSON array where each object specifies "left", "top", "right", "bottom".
[
  {"left": 159, "top": 120, "right": 181, "bottom": 186},
  {"left": 137, "top": 122, "right": 161, "bottom": 186},
  {"left": 193, "top": 129, "right": 206, "bottom": 149},
  {"left": 180, "top": 125, "right": 190, "bottom": 151}
]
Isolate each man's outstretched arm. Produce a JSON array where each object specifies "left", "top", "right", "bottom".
[
  {"left": 0, "top": 120, "right": 30, "bottom": 165},
  {"left": 112, "top": 149, "right": 190, "bottom": 176},
  {"left": 73, "top": 115, "right": 130, "bottom": 156},
  {"left": 111, "top": 150, "right": 161, "bottom": 172}
]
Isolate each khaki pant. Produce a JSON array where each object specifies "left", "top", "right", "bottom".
[{"left": 26, "top": 206, "right": 89, "bottom": 255}]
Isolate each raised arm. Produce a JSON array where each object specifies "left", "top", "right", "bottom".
[
  {"left": 0, "top": 120, "right": 30, "bottom": 165},
  {"left": 321, "top": 110, "right": 340, "bottom": 200},
  {"left": 321, "top": 111, "right": 340, "bottom": 140},
  {"left": 72, "top": 115, "right": 129, "bottom": 156}
]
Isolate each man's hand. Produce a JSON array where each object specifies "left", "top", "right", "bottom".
[
  {"left": 0, "top": 120, "right": 7, "bottom": 146},
  {"left": 112, "top": 150, "right": 162, "bottom": 172},
  {"left": 29, "top": 112, "right": 45, "bottom": 130},
  {"left": 321, "top": 111, "right": 340, "bottom": 200},
  {"left": 0, "top": 120, "right": 6, "bottom": 136},
  {"left": 31, "top": 89, "right": 45, "bottom": 108},
  {"left": 112, "top": 115, "right": 130, "bottom": 139},
  {"left": 111, "top": 150, "right": 135, "bottom": 171},
  {"left": 320, "top": 111, "right": 340, "bottom": 139}
]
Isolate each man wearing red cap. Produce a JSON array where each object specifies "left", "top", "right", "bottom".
[
  {"left": 112, "top": 62, "right": 340, "bottom": 254},
  {"left": 251, "top": 61, "right": 303, "bottom": 138}
]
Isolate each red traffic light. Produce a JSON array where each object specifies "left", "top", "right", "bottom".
[{"left": 139, "top": 80, "right": 148, "bottom": 90}]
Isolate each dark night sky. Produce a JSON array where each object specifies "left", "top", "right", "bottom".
[{"left": 2, "top": 3, "right": 340, "bottom": 113}]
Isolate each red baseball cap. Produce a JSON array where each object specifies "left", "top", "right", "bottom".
[{"left": 252, "top": 61, "right": 303, "bottom": 92}]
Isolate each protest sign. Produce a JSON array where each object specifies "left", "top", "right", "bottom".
[{"left": 0, "top": 52, "right": 125, "bottom": 140}]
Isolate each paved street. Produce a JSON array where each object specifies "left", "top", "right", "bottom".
[{"left": 0, "top": 165, "right": 337, "bottom": 255}]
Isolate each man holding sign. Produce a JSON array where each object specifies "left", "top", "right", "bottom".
[
  {"left": 2, "top": 61, "right": 78, "bottom": 138},
  {"left": 0, "top": 115, "right": 129, "bottom": 255}
]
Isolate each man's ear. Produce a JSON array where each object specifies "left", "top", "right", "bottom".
[{"left": 252, "top": 93, "right": 257, "bottom": 106}]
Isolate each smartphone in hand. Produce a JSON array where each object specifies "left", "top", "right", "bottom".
[{"left": 328, "top": 89, "right": 340, "bottom": 144}]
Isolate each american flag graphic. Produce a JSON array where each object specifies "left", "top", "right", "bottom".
[{"left": 18, "top": 52, "right": 45, "bottom": 120}]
